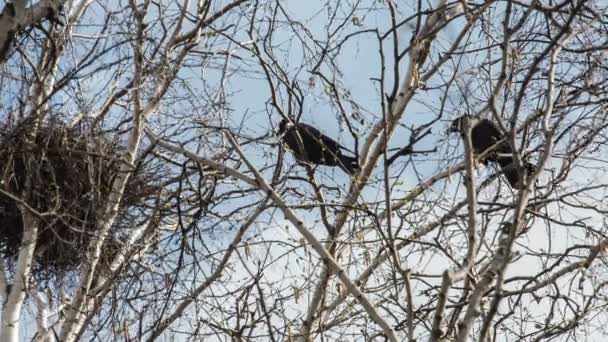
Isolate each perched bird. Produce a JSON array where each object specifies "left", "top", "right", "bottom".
[
  {"left": 449, "top": 115, "right": 535, "bottom": 188},
  {"left": 278, "top": 119, "right": 359, "bottom": 175}
]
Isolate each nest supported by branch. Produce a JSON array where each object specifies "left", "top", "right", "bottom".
[{"left": 0, "top": 119, "right": 159, "bottom": 280}]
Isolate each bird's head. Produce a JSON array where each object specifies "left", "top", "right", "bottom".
[
  {"left": 278, "top": 118, "right": 294, "bottom": 135},
  {"left": 448, "top": 115, "right": 479, "bottom": 134}
]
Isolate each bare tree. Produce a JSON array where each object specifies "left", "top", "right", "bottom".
[{"left": 0, "top": 0, "right": 607, "bottom": 341}]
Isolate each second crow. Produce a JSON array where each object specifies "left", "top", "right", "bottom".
[{"left": 449, "top": 115, "right": 535, "bottom": 188}]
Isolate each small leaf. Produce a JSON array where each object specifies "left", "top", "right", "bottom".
[
  {"left": 244, "top": 241, "right": 251, "bottom": 259},
  {"left": 294, "top": 286, "right": 301, "bottom": 303}
]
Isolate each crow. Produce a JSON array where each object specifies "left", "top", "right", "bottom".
[
  {"left": 278, "top": 119, "right": 359, "bottom": 175},
  {"left": 449, "top": 115, "right": 535, "bottom": 188}
]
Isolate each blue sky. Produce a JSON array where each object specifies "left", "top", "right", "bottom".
[{"left": 7, "top": 0, "right": 608, "bottom": 340}]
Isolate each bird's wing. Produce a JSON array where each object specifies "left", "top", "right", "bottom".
[
  {"left": 477, "top": 119, "right": 511, "bottom": 153},
  {"left": 298, "top": 123, "right": 345, "bottom": 151},
  {"left": 479, "top": 119, "right": 502, "bottom": 142}
]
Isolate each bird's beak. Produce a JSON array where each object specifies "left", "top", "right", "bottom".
[{"left": 277, "top": 122, "right": 290, "bottom": 137}]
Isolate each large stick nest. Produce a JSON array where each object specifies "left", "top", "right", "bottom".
[{"left": 0, "top": 119, "right": 160, "bottom": 279}]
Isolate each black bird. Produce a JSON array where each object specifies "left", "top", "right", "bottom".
[
  {"left": 278, "top": 119, "right": 359, "bottom": 175},
  {"left": 449, "top": 115, "right": 535, "bottom": 188}
]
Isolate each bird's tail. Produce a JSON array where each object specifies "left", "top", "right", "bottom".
[
  {"left": 498, "top": 158, "right": 536, "bottom": 188},
  {"left": 338, "top": 155, "right": 360, "bottom": 175}
]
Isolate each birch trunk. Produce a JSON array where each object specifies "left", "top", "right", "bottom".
[{"left": 0, "top": 211, "right": 39, "bottom": 342}]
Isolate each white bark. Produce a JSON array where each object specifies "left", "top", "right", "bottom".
[
  {"left": 0, "top": 0, "right": 67, "bottom": 64},
  {"left": 455, "top": 20, "right": 585, "bottom": 342},
  {"left": 147, "top": 130, "right": 400, "bottom": 340},
  {"left": 146, "top": 200, "right": 267, "bottom": 341},
  {"left": 0, "top": 211, "right": 39, "bottom": 342},
  {"left": 294, "top": 3, "right": 465, "bottom": 337},
  {"left": 58, "top": 0, "right": 219, "bottom": 334},
  {"left": 225, "top": 133, "right": 400, "bottom": 342},
  {"left": 430, "top": 120, "right": 479, "bottom": 342},
  {"left": 32, "top": 290, "right": 57, "bottom": 342},
  {"left": 0, "top": 258, "right": 7, "bottom": 301},
  {"left": 335, "top": 0, "right": 462, "bottom": 233},
  {"left": 59, "top": 96, "right": 159, "bottom": 342},
  {"left": 61, "top": 216, "right": 165, "bottom": 342}
]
